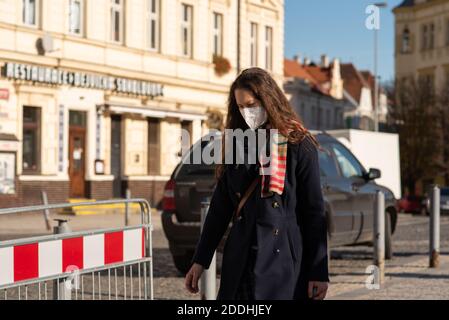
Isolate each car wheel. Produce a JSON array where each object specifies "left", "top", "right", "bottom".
[
  {"left": 385, "top": 212, "right": 393, "bottom": 260},
  {"left": 173, "top": 250, "right": 194, "bottom": 275}
]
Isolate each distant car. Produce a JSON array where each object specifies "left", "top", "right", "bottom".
[
  {"left": 161, "top": 131, "right": 398, "bottom": 274},
  {"left": 397, "top": 195, "right": 424, "bottom": 214},
  {"left": 421, "top": 187, "right": 449, "bottom": 215}
]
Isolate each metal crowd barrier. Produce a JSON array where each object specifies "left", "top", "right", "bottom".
[{"left": 0, "top": 199, "right": 153, "bottom": 300}]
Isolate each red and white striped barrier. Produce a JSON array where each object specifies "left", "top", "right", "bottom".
[{"left": 0, "top": 228, "right": 145, "bottom": 287}]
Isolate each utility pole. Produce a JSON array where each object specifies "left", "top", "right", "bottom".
[
  {"left": 237, "top": 0, "right": 241, "bottom": 74},
  {"left": 373, "top": 2, "right": 387, "bottom": 132}
]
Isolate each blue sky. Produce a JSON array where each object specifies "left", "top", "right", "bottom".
[{"left": 284, "top": 0, "right": 403, "bottom": 82}]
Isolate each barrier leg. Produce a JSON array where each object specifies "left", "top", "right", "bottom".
[
  {"left": 53, "top": 219, "right": 72, "bottom": 300},
  {"left": 125, "top": 189, "right": 131, "bottom": 226}
]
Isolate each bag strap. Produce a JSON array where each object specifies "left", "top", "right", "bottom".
[{"left": 234, "top": 176, "right": 260, "bottom": 221}]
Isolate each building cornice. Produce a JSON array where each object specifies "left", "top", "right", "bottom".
[
  {"left": 0, "top": 49, "right": 232, "bottom": 95},
  {"left": 393, "top": 0, "right": 449, "bottom": 14}
]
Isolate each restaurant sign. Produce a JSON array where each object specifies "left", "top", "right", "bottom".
[{"left": 1, "top": 62, "right": 164, "bottom": 98}]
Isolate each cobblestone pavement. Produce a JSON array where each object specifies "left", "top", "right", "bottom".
[
  {"left": 327, "top": 213, "right": 449, "bottom": 300},
  {"left": 0, "top": 210, "right": 448, "bottom": 300}
]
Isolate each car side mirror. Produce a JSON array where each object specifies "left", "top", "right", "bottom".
[{"left": 366, "top": 168, "right": 381, "bottom": 181}]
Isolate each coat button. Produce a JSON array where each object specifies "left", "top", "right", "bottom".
[
  {"left": 236, "top": 192, "right": 241, "bottom": 199},
  {"left": 272, "top": 201, "right": 280, "bottom": 209},
  {"left": 275, "top": 249, "right": 280, "bottom": 254},
  {"left": 273, "top": 228, "right": 279, "bottom": 236}
]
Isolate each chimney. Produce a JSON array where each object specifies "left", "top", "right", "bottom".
[
  {"left": 293, "top": 54, "right": 301, "bottom": 64},
  {"left": 303, "top": 57, "right": 311, "bottom": 66},
  {"left": 330, "top": 58, "right": 343, "bottom": 100},
  {"left": 321, "top": 54, "right": 330, "bottom": 68}
]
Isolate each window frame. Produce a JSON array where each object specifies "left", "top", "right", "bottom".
[
  {"left": 446, "top": 19, "right": 449, "bottom": 46},
  {"left": 22, "top": 106, "right": 42, "bottom": 175},
  {"left": 111, "top": 0, "right": 125, "bottom": 44},
  {"left": 401, "top": 27, "right": 411, "bottom": 54},
  {"left": 212, "top": 12, "right": 223, "bottom": 58},
  {"left": 265, "top": 25, "right": 273, "bottom": 71},
  {"left": 68, "top": 0, "right": 84, "bottom": 36},
  {"left": 250, "top": 22, "right": 258, "bottom": 66},
  {"left": 22, "top": 0, "right": 39, "bottom": 28},
  {"left": 147, "top": 117, "right": 161, "bottom": 176},
  {"left": 429, "top": 23, "right": 435, "bottom": 50},
  {"left": 421, "top": 24, "right": 428, "bottom": 51},
  {"left": 146, "top": 0, "right": 160, "bottom": 51},
  {"left": 180, "top": 3, "right": 193, "bottom": 58}
]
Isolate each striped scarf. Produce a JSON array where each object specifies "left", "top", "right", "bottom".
[{"left": 259, "top": 129, "right": 289, "bottom": 198}]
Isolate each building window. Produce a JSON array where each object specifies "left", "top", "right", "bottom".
[
  {"left": 429, "top": 23, "right": 435, "bottom": 49},
  {"left": 250, "top": 22, "right": 258, "bottom": 66},
  {"left": 22, "top": 0, "right": 39, "bottom": 26},
  {"left": 300, "top": 103, "right": 305, "bottom": 119},
  {"left": 402, "top": 27, "right": 411, "bottom": 53},
  {"left": 419, "top": 73, "right": 435, "bottom": 92},
  {"left": 146, "top": 0, "right": 160, "bottom": 51},
  {"left": 311, "top": 107, "right": 316, "bottom": 129},
  {"left": 22, "top": 106, "right": 41, "bottom": 174},
  {"left": 69, "top": 0, "right": 83, "bottom": 35},
  {"left": 148, "top": 118, "right": 160, "bottom": 175},
  {"left": 111, "top": 0, "right": 125, "bottom": 43},
  {"left": 446, "top": 20, "right": 449, "bottom": 46},
  {"left": 421, "top": 24, "right": 428, "bottom": 51},
  {"left": 317, "top": 107, "right": 322, "bottom": 129},
  {"left": 181, "top": 4, "right": 193, "bottom": 58},
  {"left": 212, "top": 12, "right": 223, "bottom": 57},
  {"left": 421, "top": 23, "right": 435, "bottom": 51},
  {"left": 181, "top": 120, "right": 193, "bottom": 148},
  {"left": 265, "top": 26, "right": 273, "bottom": 71}
]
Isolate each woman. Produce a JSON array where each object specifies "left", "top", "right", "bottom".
[{"left": 184, "top": 67, "right": 329, "bottom": 300}]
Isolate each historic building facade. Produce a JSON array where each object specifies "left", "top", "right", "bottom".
[
  {"left": 0, "top": 0, "right": 285, "bottom": 208},
  {"left": 394, "top": 0, "right": 449, "bottom": 91},
  {"left": 394, "top": 0, "right": 449, "bottom": 194}
]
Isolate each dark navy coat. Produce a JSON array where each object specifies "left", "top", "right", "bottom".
[{"left": 191, "top": 136, "right": 329, "bottom": 300}]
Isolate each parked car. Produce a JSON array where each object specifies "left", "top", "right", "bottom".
[
  {"left": 421, "top": 186, "right": 449, "bottom": 216},
  {"left": 397, "top": 195, "right": 424, "bottom": 214},
  {"left": 161, "top": 131, "right": 398, "bottom": 274}
]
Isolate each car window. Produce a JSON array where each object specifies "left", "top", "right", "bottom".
[
  {"left": 329, "top": 142, "right": 364, "bottom": 179},
  {"left": 177, "top": 139, "right": 218, "bottom": 177},
  {"left": 318, "top": 145, "right": 339, "bottom": 178}
]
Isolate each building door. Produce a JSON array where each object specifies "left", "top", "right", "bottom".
[
  {"left": 111, "top": 115, "right": 122, "bottom": 198},
  {"left": 69, "top": 111, "right": 87, "bottom": 198}
]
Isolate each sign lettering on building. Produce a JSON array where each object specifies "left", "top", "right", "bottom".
[{"left": 1, "top": 63, "right": 164, "bottom": 98}]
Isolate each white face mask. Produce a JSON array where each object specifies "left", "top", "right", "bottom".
[{"left": 239, "top": 106, "right": 268, "bottom": 130}]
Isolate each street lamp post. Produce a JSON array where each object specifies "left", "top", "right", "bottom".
[{"left": 373, "top": 2, "right": 387, "bottom": 132}]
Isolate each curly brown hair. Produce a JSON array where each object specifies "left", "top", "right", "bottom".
[{"left": 215, "top": 67, "right": 319, "bottom": 179}]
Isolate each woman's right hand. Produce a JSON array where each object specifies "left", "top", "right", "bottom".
[{"left": 185, "top": 263, "right": 205, "bottom": 294}]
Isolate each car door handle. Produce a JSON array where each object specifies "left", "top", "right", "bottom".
[{"left": 352, "top": 184, "right": 359, "bottom": 192}]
